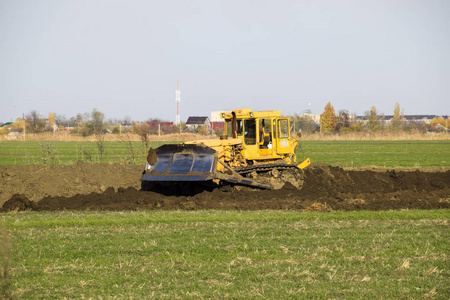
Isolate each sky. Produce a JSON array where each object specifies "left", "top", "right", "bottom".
[{"left": 1, "top": 0, "right": 449, "bottom": 123}]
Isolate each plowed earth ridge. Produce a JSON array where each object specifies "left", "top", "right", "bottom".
[{"left": 1, "top": 163, "right": 449, "bottom": 212}]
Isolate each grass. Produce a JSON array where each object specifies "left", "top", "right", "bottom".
[
  {"left": 0, "top": 140, "right": 449, "bottom": 167},
  {"left": 1, "top": 139, "right": 448, "bottom": 298},
  {"left": 1, "top": 210, "right": 449, "bottom": 299},
  {"left": 0, "top": 225, "right": 12, "bottom": 299},
  {"left": 298, "top": 140, "right": 450, "bottom": 168},
  {"left": 0, "top": 141, "right": 178, "bottom": 165}
]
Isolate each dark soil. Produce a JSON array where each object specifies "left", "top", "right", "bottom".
[{"left": 1, "top": 163, "right": 449, "bottom": 212}]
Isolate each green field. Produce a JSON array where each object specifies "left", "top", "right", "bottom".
[
  {"left": 300, "top": 140, "right": 450, "bottom": 168},
  {"left": 0, "top": 141, "right": 177, "bottom": 165},
  {"left": 1, "top": 210, "right": 449, "bottom": 299},
  {"left": 0, "top": 140, "right": 449, "bottom": 167},
  {"left": 1, "top": 140, "right": 449, "bottom": 298}
]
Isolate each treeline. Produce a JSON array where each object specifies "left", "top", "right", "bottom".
[
  {"left": 2, "top": 105, "right": 448, "bottom": 137},
  {"left": 0, "top": 109, "right": 187, "bottom": 136},
  {"left": 290, "top": 102, "right": 448, "bottom": 134}
]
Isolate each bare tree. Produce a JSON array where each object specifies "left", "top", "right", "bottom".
[
  {"left": 289, "top": 114, "right": 318, "bottom": 134},
  {"left": 91, "top": 109, "right": 105, "bottom": 135},
  {"left": 336, "top": 110, "right": 350, "bottom": 131},
  {"left": 118, "top": 133, "right": 137, "bottom": 164},
  {"left": 133, "top": 122, "right": 152, "bottom": 151},
  {"left": 368, "top": 106, "right": 379, "bottom": 131},
  {"left": 55, "top": 114, "right": 71, "bottom": 127},
  {"left": 25, "top": 110, "right": 46, "bottom": 133},
  {"left": 123, "top": 116, "right": 132, "bottom": 126},
  {"left": 91, "top": 109, "right": 106, "bottom": 162}
]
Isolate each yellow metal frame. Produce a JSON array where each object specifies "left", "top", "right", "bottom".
[
  {"left": 220, "top": 108, "right": 281, "bottom": 120},
  {"left": 220, "top": 109, "right": 296, "bottom": 162},
  {"left": 187, "top": 108, "right": 310, "bottom": 171}
]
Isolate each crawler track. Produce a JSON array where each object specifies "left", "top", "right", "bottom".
[{"left": 236, "top": 163, "right": 304, "bottom": 189}]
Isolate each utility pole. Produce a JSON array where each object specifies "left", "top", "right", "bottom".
[
  {"left": 175, "top": 80, "right": 181, "bottom": 125},
  {"left": 23, "top": 113, "right": 26, "bottom": 141}
]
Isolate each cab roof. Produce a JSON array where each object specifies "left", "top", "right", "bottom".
[{"left": 220, "top": 109, "right": 281, "bottom": 119}]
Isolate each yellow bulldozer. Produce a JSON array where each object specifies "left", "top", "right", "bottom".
[{"left": 140, "top": 108, "right": 311, "bottom": 190}]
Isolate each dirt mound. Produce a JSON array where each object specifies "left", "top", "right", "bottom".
[
  {"left": 2, "top": 194, "right": 38, "bottom": 211},
  {"left": 1, "top": 163, "right": 449, "bottom": 212},
  {"left": 0, "top": 162, "right": 142, "bottom": 205}
]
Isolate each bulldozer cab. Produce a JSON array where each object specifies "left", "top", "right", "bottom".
[{"left": 222, "top": 109, "right": 293, "bottom": 161}]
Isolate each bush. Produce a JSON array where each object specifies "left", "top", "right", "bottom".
[
  {"left": 0, "top": 127, "right": 10, "bottom": 135},
  {"left": 195, "top": 125, "right": 209, "bottom": 136},
  {"left": 339, "top": 126, "right": 353, "bottom": 133},
  {"left": 214, "top": 128, "right": 224, "bottom": 137}
]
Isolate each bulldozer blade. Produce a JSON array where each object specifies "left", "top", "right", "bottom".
[
  {"left": 141, "top": 144, "right": 217, "bottom": 182},
  {"left": 140, "top": 144, "right": 274, "bottom": 189}
]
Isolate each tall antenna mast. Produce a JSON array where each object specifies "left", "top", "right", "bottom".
[{"left": 175, "top": 80, "right": 181, "bottom": 125}]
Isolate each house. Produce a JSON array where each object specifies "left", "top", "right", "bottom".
[
  {"left": 0, "top": 122, "right": 12, "bottom": 128},
  {"left": 210, "top": 111, "right": 226, "bottom": 131},
  {"left": 210, "top": 121, "right": 224, "bottom": 130},
  {"left": 186, "top": 116, "right": 211, "bottom": 131},
  {"left": 148, "top": 122, "right": 174, "bottom": 128}
]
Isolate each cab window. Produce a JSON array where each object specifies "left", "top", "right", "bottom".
[
  {"left": 278, "top": 119, "right": 289, "bottom": 138},
  {"left": 264, "top": 119, "right": 271, "bottom": 133},
  {"left": 226, "top": 119, "right": 244, "bottom": 137},
  {"left": 244, "top": 119, "right": 256, "bottom": 145},
  {"left": 226, "top": 120, "right": 232, "bottom": 137},
  {"left": 236, "top": 120, "right": 243, "bottom": 135},
  {"left": 259, "top": 118, "right": 272, "bottom": 148}
]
